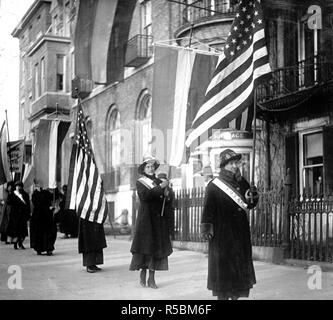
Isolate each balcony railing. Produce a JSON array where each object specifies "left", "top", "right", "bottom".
[
  {"left": 256, "top": 55, "right": 333, "bottom": 104},
  {"left": 180, "top": 0, "right": 238, "bottom": 26},
  {"left": 125, "top": 34, "right": 153, "bottom": 68}
]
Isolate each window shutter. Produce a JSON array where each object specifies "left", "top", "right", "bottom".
[
  {"left": 323, "top": 126, "right": 333, "bottom": 195},
  {"left": 285, "top": 133, "right": 299, "bottom": 196}
]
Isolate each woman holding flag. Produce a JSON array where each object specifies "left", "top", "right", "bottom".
[{"left": 129, "top": 155, "right": 173, "bottom": 289}]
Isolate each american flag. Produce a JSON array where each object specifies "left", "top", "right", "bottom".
[
  {"left": 185, "top": 0, "right": 271, "bottom": 148},
  {"left": 67, "top": 102, "right": 108, "bottom": 224}
]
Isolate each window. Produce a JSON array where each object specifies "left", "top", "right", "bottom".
[
  {"left": 300, "top": 131, "right": 323, "bottom": 195},
  {"left": 141, "top": 0, "right": 152, "bottom": 37},
  {"left": 109, "top": 108, "right": 121, "bottom": 168},
  {"left": 34, "top": 63, "right": 40, "bottom": 99},
  {"left": 71, "top": 50, "right": 75, "bottom": 79},
  {"left": 56, "top": 55, "right": 65, "bottom": 91},
  {"left": 40, "top": 57, "right": 45, "bottom": 94},
  {"left": 138, "top": 94, "right": 152, "bottom": 159}
]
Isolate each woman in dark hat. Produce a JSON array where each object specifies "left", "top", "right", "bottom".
[
  {"left": 6, "top": 181, "right": 31, "bottom": 249},
  {"left": 200, "top": 149, "right": 259, "bottom": 300},
  {"left": 129, "top": 155, "right": 173, "bottom": 289}
]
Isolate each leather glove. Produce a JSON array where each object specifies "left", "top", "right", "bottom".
[{"left": 245, "top": 186, "right": 259, "bottom": 202}]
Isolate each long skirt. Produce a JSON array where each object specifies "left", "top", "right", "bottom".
[
  {"left": 129, "top": 253, "right": 168, "bottom": 271},
  {"left": 82, "top": 250, "right": 103, "bottom": 267}
]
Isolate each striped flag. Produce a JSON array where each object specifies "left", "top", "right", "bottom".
[
  {"left": 67, "top": 102, "right": 108, "bottom": 224},
  {"left": 185, "top": 0, "right": 271, "bottom": 148}
]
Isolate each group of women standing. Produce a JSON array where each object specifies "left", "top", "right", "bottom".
[{"left": 0, "top": 180, "right": 63, "bottom": 255}]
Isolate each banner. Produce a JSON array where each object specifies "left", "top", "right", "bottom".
[{"left": 7, "top": 139, "right": 25, "bottom": 175}]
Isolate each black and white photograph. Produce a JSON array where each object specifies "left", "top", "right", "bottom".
[{"left": 0, "top": 0, "right": 333, "bottom": 308}]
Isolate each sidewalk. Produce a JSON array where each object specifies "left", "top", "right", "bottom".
[{"left": 0, "top": 234, "right": 332, "bottom": 300}]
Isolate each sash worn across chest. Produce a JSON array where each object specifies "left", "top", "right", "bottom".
[
  {"left": 212, "top": 178, "right": 249, "bottom": 211},
  {"left": 138, "top": 176, "right": 156, "bottom": 189}
]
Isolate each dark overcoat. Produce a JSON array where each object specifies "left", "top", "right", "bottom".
[
  {"left": 201, "top": 169, "right": 258, "bottom": 297},
  {"left": 56, "top": 192, "right": 78, "bottom": 237},
  {"left": 6, "top": 191, "right": 30, "bottom": 239},
  {"left": 0, "top": 192, "right": 12, "bottom": 236},
  {"left": 30, "top": 189, "right": 57, "bottom": 252},
  {"left": 130, "top": 174, "right": 173, "bottom": 259},
  {"left": 78, "top": 218, "right": 107, "bottom": 254}
]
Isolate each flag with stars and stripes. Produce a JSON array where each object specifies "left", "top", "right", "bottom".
[
  {"left": 185, "top": 0, "right": 271, "bottom": 148},
  {"left": 67, "top": 102, "right": 108, "bottom": 224}
]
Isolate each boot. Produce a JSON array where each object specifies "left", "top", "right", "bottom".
[
  {"left": 18, "top": 240, "right": 25, "bottom": 249},
  {"left": 13, "top": 242, "right": 18, "bottom": 250},
  {"left": 147, "top": 270, "right": 158, "bottom": 289},
  {"left": 139, "top": 269, "right": 147, "bottom": 287}
]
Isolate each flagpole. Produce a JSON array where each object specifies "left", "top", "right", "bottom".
[
  {"left": 5, "top": 110, "right": 13, "bottom": 180},
  {"left": 250, "top": 90, "right": 257, "bottom": 203},
  {"left": 161, "top": 165, "right": 172, "bottom": 217}
]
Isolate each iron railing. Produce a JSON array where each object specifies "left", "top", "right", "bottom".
[
  {"left": 133, "top": 183, "right": 333, "bottom": 262},
  {"left": 125, "top": 34, "right": 153, "bottom": 68},
  {"left": 256, "top": 55, "right": 333, "bottom": 103},
  {"left": 173, "top": 187, "right": 206, "bottom": 242},
  {"left": 180, "top": 0, "right": 238, "bottom": 26},
  {"left": 289, "top": 194, "right": 333, "bottom": 262},
  {"left": 172, "top": 185, "right": 285, "bottom": 246}
]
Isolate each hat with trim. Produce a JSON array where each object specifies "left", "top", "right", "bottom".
[
  {"left": 138, "top": 154, "right": 160, "bottom": 174},
  {"left": 220, "top": 149, "right": 242, "bottom": 167}
]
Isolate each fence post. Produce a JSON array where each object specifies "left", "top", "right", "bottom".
[{"left": 282, "top": 168, "right": 292, "bottom": 255}]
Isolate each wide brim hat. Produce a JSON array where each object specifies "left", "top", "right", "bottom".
[
  {"left": 138, "top": 155, "right": 160, "bottom": 174},
  {"left": 220, "top": 149, "right": 242, "bottom": 167}
]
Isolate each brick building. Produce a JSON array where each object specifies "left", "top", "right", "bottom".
[{"left": 12, "top": 0, "right": 76, "bottom": 188}]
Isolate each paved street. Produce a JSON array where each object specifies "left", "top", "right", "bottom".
[{"left": 0, "top": 234, "right": 333, "bottom": 300}]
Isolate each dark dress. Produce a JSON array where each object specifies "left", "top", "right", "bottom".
[
  {"left": 6, "top": 191, "right": 30, "bottom": 240},
  {"left": 130, "top": 174, "right": 173, "bottom": 271},
  {"left": 58, "top": 192, "right": 78, "bottom": 237},
  {"left": 30, "top": 189, "right": 57, "bottom": 253},
  {"left": 201, "top": 169, "right": 258, "bottom": 299},
  {"left": 0, "top": 193, "right": 12, "bottom": 241},
  {"left": 78, "top": 218, "right": 107, "bottom": 266}
]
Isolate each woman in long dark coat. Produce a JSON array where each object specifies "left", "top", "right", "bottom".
[
  {"left": 201, "top": 149, "right": 259, "bottom": 300},
  {"left": 30, "top": 183, "right": 57, "bottom": 255},
  {"left": 130, "top": 155, "right": 173, "bottom": 289},
  {"left": 0, "top": 181, "right": 15, "bottom": 244},
  {"left": 6, "top": 181, "right": 31, "bottom": 250},
  {"left": 78, "top": 217, "right": 107, "bottom": 273}
]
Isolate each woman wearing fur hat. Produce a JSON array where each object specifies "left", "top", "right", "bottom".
[
  {"left": 200, "top": 149, "right": 259, "bottom": 300},
  {"left": 129, "top": 155, "right": 173, "bottom": 289}
]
